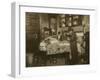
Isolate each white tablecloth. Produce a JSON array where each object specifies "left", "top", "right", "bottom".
[{"left": 39, "top": 37, "right": 71, "bottom": 55}]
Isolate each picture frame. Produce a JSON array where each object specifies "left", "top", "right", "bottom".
[{"left": 11, "top": 2, "right": 96, "bottom": 78}]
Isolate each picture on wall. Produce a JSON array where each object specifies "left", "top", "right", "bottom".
[{"left": 11, "top": 2, "right": 96, "bottom": 77}]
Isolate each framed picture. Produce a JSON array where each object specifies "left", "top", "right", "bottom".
[{"left": 11, "top": 2, "right": 96, "bottom": 77}]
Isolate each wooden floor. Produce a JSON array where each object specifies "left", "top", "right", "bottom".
[
  {"left": 26, "top": 51, "right": 89, "bottom": 67},
  {"left": 26, "top": 52, "right": 71, "bottom": 67}
]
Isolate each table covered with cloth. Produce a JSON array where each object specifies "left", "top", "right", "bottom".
[{"left": 39, "top": 37, "right": 71, "bottom": 55}]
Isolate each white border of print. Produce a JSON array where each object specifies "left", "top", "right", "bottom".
[{"left": 11, "top": 2, "right": 97, "bottom": 78}]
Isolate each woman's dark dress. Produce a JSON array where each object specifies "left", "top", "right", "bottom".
[{"left": 70, "top": 32, "right": 79, "bottom": 64}]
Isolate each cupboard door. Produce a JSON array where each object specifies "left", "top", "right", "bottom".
[{"left": 26, "top": 12, "right": 40, "bottom": 53}]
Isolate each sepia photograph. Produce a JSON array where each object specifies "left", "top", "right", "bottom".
[{"left": 25, "top": 12, "right": 90, "bottom": 67}]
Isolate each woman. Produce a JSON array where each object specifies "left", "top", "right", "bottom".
[{"left": 69, "top": 29, "right": 79, "bottom": 64}]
